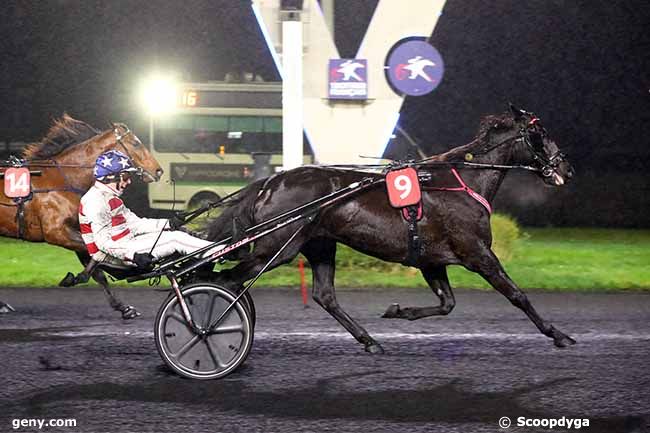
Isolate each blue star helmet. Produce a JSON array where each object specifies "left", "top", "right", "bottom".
[{"left": 94, "top": 150, "right": 138, "bottom": 183}]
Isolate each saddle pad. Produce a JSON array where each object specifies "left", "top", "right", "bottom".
[{"left": 385, "top": 167, "right": 421, "bottom": 208}]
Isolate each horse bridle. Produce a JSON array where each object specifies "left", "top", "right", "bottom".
[
  {"left": 112, "top": 124, "right": 149, "bottom": 180},
  {"left": 113, "top": 123, "right": 136, "bottom": 158},
  {"left": 471, "top": 116, "right": 566, "bottom": 178},
  {"left": 518, "top": 118, "right": 567, "bottom": 179}
]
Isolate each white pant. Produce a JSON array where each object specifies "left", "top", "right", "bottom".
[{"left": 131, "top": 231, "right": 221, "bottom": 260}]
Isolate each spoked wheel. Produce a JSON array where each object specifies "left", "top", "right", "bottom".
[{"left": 154, "top": 283, "right": 254, "bottom": 380}]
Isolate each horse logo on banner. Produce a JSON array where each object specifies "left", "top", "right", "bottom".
[
  {"left": 386, "top": 37, "right": 445, "bottom": 96},
  {"left": 328, "top": 59, "right": 368, "bottom": 100}
]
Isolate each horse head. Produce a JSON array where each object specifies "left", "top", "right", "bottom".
[
  {"left": 509, "top": 104, "right": 574, "bottom": 186},
  {"left": 109, "top": 122, "right": 163, "bottom": 183}
]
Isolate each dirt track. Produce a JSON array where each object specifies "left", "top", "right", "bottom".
[{"left": 0, "top": 287, "right": 648, "bottom": 432}]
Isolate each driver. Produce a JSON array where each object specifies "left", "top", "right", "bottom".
[{"left": 78, "top": 150, "right": 223, "bottom": 269}]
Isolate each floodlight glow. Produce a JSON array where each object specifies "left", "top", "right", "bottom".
[{"left": 139, "top": 75, "right": 178, "bottom": 115}]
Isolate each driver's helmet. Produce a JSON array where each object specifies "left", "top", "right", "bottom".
[{"left": 94, "top": 150, "right": 138, "bottom": 183}]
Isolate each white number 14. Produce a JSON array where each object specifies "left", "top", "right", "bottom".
[{"left": 6, "top": 172, "right": 29, "bottom": 193}]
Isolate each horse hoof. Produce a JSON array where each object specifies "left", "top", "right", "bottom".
[
  {"left": 554, "top": 334, "right": 577, "bottom": 348},
  {"left": 120, "top": 305, "right": 142, "bottom": 320},
  {"left": 59, "top": 272, "right": 76, "bottom": 287},
  {"left": 365, "top": 342, "right": 385, "bottom": 354},
  {"left": 382, "top": 303, "right": 401, "bottom": 319},
  {"left": 0, "top": 302, "right": 16, "bottom": 314}
]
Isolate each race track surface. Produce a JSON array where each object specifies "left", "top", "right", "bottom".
[{"left": 0, "top": 287, "right": 648, "bottom": 433}]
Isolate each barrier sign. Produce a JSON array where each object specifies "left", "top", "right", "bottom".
[
  {"left": 3, "top": 167, "right": 31, "bottom": 198},
  {"left": 328, "top": 59, "right": 368, "bottom": 100},
  {"left": 386, "top": 167, "right": 421, "bottom": 207}
]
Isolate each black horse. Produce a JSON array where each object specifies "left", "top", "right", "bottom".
[{"left": 202, "top": 105, "right": 576, "bottom": 353}]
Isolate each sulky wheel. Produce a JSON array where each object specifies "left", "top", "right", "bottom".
[{"left": 154, "top": 283, "right": 253, "bottom": 380}]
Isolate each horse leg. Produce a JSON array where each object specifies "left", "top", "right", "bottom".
[
  {"left": 75, "top": 252, "right": 141, "bottom": 320},
  {"left": 54, "top": 220, "right": 141, "bottom": 320},
  {"left": 382, "top": 265, "right": 456, "bottom": 320},
  {"left": 467, "top": 246, "right": 576, "bottom": 348},
  {"left": 301, "top": 239, "right": 384, "bottom": 354},
  {"left": 0, "top": 300, "right": 16, "bottom": 313}
]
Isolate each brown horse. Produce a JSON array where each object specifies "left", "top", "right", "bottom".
[{"left": 0, "top": 114, "right": 163, "bottom": 318}]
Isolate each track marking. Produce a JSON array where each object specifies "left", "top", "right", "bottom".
[
  {"left": 30, "top": 329, "right": 650, "bottom": 341},
  {"left": 256, "top": 331, "right": 650, "bottom": 341}
]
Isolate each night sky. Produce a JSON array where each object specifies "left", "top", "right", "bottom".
[{"left": 1, "top": 0, "right": 648, "bottom": 225}]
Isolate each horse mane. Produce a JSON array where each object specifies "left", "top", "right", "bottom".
[
  {"left": 23, "top": 113, "right": 101, "bottom": 160},
  {"left": 428, "top": 112, "right": 517, "bottom": 162}
]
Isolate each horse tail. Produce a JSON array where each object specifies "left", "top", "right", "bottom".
[{"left": 199, "top": 177, "right": 268, "bottom": 241}]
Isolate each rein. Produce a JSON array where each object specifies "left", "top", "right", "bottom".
[
  {"left": 0, "top": 161, "right": 94, "bottom": 169},
  {"left": 450, "top": 118, "right": 565, "bottom": 179},
  {"left": 318, "top": 133, "right": 542, "bottom": 174},
  {"left": 324, "top": 118, "right": 560, "bottom": 175}
]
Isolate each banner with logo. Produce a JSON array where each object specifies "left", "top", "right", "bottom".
[
  {"left": 385, "top": 38, "right": 444, "bottom": 96},
  {"left": 328, "top": 59, "right": 368, "bottom": 100}
]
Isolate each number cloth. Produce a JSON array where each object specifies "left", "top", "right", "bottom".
[
  {"left": 385, "top": 167, "right": 421, "bottom": 208},
  {"left": 3, "top": 167, "right": 31, "bottom": 198}
]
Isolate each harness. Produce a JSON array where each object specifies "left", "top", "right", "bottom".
[
  {"left": 113, "top": 124, "right": 152, "bottom": 181},
  {"left": 380, "top": 117, "right": 565, "bottom": 266},
  {"left": 403, "top": 203, "right": 422, "bottom": 267},
  {"left": 385, "top": 165, "right": 493, "bottom": 267},
  {"left": 422, "top": 168, "right": 492, "bottom": 214}
]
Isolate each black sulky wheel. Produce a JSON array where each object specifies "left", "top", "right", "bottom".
[{"left": 154, "top": 283, "right": 253, "bottom": 380}]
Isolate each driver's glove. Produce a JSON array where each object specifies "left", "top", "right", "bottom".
[
  {"left": 167, "top": 215, "right": 185, "bottom": 231},
  {"left": 133, "top": 252, "right": 155, "bottom": 270}
]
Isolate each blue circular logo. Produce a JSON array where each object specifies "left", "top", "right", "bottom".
[{"left": 385, "top": 38, "right": 444, "bottom": 96}]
